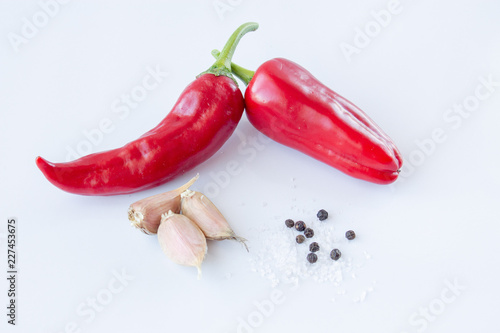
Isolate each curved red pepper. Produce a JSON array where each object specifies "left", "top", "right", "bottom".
[
  {"left": 36, "top": 75, "right": 242, "bottom": 195},
  {"left": 213, "top": 52, "right": 402, "bottom": 184},
  {"left": 36, "top": 23, "right": 258, "bottom": 195}
]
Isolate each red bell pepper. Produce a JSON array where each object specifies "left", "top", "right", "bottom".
[
  {"left": 36, "top": 22, "right": 258, "bottom": 195},
  {"left": 212, "top": 51, "right": 402, "bottom": 184}
]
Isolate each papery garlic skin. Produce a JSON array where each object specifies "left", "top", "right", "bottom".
[
  {"left": 158, "top": 210, "right": 207, "bottom": 278},
  {"left": 128, "top": 174, "right": 199, "bottom": 234},
  {"left": 181, "top": 190, "right": 248, "bottom": 251}
]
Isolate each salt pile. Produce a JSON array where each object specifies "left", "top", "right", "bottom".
[{"left": 249, "top": 214, "right": 371, "bottom": 289}]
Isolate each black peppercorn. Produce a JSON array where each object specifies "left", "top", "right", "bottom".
[
  {"left": 296, "top": 235, "right": 305, "bottom": 244},
  {"left": 304, "top": 228, "right": 314, "bottom": 238},
  {"left": 307, "top": 253, "right": 318, "bottom": 263},
  {"left": 295, "top": 221, "right": 306, "bottom": 232},
  {"left": 330, "top": 249, "right": 341, "bottom": 260},
  {"left": 345, "top": 230, "right": 356, "bottom": 240},
  {"left": 285, "top": 219, "right": 295, "bottom": 228},
  {"left": 309, "top": 242, "right": 319, "bottom": 252},
  {"left": 317, "top": 209, "right": 328, "bottom": 221}
]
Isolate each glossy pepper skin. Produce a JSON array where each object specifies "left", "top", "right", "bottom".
[
  {"left": 211, "top": 51, "right": 402, "bottom": 184},
  {"left": 36, "top": 22, "right": 258, "bottom": 195},
  {"left": 245, "top": 58, "right": 402, "bottom": 184}
]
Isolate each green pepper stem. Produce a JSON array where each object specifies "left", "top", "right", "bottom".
[
  {"left": 211, "top": 49, "right": 255, "bottom": 86},
  {"left": 199, "top": 22, "right": 258, "bottom": 85}
]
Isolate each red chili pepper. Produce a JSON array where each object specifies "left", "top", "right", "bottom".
[
  {"left": 212, "top": 51, "right": 402, "bottom": 184},
  {"left": 36, "top": 23, "right": 258, "bottom": 196}
]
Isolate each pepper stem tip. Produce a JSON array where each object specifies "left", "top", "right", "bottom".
[{"left": 198, "top": 22, "right": 258, "bottom": 84}]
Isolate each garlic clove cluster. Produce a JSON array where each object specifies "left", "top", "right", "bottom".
[
  {"left": 128, "top": 174, "right": 199, "bottom": 234},
  {"left": 128, "top": 174, "right": 247, "bottom": 278}
]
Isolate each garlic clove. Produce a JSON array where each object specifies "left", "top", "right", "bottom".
[
  {"left": 181, "top": 190, "right": 248, "bottom": 251},
  {"left": 158, "top": 210, "right": 207, "bottom": 279},
  {"left": 128, "top": 174, "right": 199, "bottom": 234}
]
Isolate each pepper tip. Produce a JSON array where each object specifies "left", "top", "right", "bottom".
[
  {"left": 35, "top": 156, "right": 46, "bottom": 169},
  {"left": 35, "top": 156, "right": 56, "bottom": 179}
]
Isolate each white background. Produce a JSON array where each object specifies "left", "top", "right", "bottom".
[{"left": 1, "top": 0, "right": 500, "bottom": 332}]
